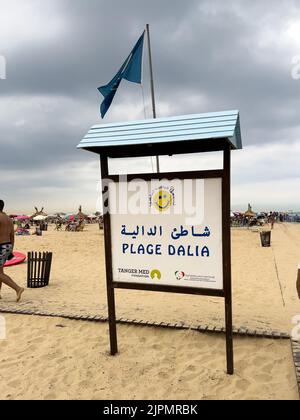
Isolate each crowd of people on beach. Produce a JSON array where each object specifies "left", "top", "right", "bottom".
[
  {"left": 231, "top": 210, "right": 298, "bottom": 228},
  {"left": 14, "top": 220, "right": 48, "bottom": 236},
  {"left": 53, "top": 215, "right": 103, "bottom": 232},
  {"left": 10, "top": 211, "right": 104, "bottom": 235}
]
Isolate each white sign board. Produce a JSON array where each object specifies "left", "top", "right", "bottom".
[{"left": 109, "top": 178, "right": 223, "bottom": 290}]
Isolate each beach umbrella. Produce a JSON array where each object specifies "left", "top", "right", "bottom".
[
  {"left": 244, "top": 210, "right": 256, "bottom": 217},
  {"left": 244, "top": 204, "right": 256, "bottom": 218},
  {"left": 77, "top": 206, "right": 88, "bottom": 220},
  {"left": 65, "top": 214, "right": 76, "bottom": 221},
  {"left": 16, "top": 215, "right": 30, "bottom": 221},
  {"left": 33, "top": 215, "right": 47, "bottom": 221}
]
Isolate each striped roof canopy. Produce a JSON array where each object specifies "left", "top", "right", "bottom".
[{"left": 77, "top": 110, "right": 242, "bottom": 158}]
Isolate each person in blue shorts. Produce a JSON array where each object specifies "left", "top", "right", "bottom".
[{"left": 0, "top": 200, "right": 24, "bottom": 302}]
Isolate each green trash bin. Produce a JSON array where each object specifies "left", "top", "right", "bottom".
[{"left": 260, "top": 231, "right": 271, "bottom": 247}]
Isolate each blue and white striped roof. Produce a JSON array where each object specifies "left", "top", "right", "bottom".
[{"left": 77, "top": 110, "right": 242, "bottom": 155}]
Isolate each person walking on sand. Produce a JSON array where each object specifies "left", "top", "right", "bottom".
[
  {"left": 270, "top": 213, "right": 275, "bottom": 230},
  {"left": 0, "top": 200, "right": 24, "bottom": 302}
]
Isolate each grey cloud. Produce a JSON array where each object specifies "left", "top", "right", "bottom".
[{"left": 0, "top": 0, "right": 300, "bottom": 211}]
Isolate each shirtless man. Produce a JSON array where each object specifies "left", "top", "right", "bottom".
[{"left": 0, "top": 200, "right": 24, "bottom": 302}]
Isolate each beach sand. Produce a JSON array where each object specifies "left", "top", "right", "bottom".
[
  {"left": 0, "top": 314, "right": 298, "bottom": 400},
  {"left": 0, "top": 223, "right": 299, "bottom": 399}
]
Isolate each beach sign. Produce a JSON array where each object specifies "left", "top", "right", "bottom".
[
  {"left": 78, "top": 110, "right": 243, "bottom": 375},
  {"left": 110, "top": 178, "right": 223, "bottom": 290}
]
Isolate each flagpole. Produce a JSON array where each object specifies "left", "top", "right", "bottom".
[{"left": 146, "top": 24, "right": 160, "bottom": 173}]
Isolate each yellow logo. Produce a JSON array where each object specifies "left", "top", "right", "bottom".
[
  {"left": 152, "top": 187, "right": 174, "bottom": 213},
  {"left": 150, "top": 269, "right": 162, "bottom": 280}
]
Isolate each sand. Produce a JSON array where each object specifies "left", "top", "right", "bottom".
[
  {"left": 0, "top": 222, "right": 299, "bottom": 399},
  {"left": 0, "top": 314, "right": 298, "bottom": 400},
  {"left": 1, "top": 223, "right": 299, "bottom": 331}
]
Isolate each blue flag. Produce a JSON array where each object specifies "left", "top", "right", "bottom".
[{"left": 98, "top": 31, "right": 145, "bottom": 118}]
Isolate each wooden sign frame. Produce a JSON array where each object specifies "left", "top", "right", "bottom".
[{"left": 100, "top": 143, "right": 234, "bottom": 375}]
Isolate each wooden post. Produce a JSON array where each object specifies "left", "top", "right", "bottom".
[
  {"left": 297, "top": 264, "right": 300, "bottom": 299},
  {"left": 100, "top": 156, "right": 118, "bottom": 356},
  {"left": 223, "top": 143, "right": 234, "bottom": 375}
]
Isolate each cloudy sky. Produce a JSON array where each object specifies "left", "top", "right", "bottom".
[{"left": 0, "top": 0, "right": 300, "bottom": 214}]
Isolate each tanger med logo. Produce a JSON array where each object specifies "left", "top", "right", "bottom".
[{"left": 150, "top": 269, "right": 162, "bottom": 280}]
